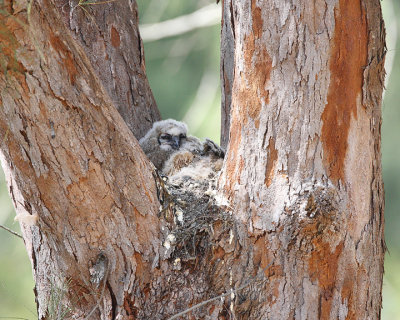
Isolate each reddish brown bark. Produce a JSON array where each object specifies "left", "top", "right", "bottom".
[
  {"left": 219, "top": 0, "right": 385, "bottom": 318},
  {"left": 0, "top": 0, "right": 160, "bottom": 317},
  {"left": 0, "top": 0, "right": 386, "bottom": 318},
  {"left": 321, "top": 0, "right": 368, "bottom": 182}
]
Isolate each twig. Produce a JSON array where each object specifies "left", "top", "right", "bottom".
[
  {"left": 0, "top": 224, "right": 23, "bottom": 239},
  {"left": 167, "top": 260, "right": 275, "bottom": 320},
  {"left": 78, "top": 0, "right": 116, "bottom": 5},
  {"left": 139, "top": 3, "right": 220, "bottom": 42}
]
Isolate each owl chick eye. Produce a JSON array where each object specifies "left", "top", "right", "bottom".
[
  {"left": 160, "top": 134, "right": 172, "bottom": 140},
  {"left": 179, "top": 134, "right": 186, "bottom": 139}
]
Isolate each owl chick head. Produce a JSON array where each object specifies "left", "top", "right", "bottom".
[{"left": 139, "top": 119, "right": 188, "bottom": 152}]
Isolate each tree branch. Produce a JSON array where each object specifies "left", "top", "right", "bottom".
[
  {"left": 140, "top": 4, "right": 220, "bottom": 42},
  {"left": 0, "top": 225, "right": 23, "bottom": 239},
  {"left": 53, "top": 0, "right": 161, "bottom": 138}
]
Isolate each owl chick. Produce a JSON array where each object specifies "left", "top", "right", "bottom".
[
  {"left": 139, "top": 119, "right": 191, "bottom": 171},
  {"left": 139, "top": 119, "right": 224, "bottom": 178}
]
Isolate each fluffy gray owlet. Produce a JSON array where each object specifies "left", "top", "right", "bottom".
[
  {"left": 139, "top": 119, "right": 224, "bottom": 177},
  {"left": 139, "top": 119, "right": 190, "bottom": 171}
]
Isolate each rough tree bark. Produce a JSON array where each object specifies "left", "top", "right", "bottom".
[
  {"left": 0, "top": 0, "right": 161, "bottom": 318},
  {"left": 0, "top": 0, "right": 385, "bottom": 319},
  {"left": 219, "top": 0, "right": 386, "bottom": 318}
]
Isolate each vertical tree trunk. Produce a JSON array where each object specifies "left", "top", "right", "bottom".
[
  {"left": 219, "top": 0, "right": 385, "bottom": 318},
  {"left": 0, "top": 0, "right": 161, "bottom": 318},
  {"left": 54, "top": 0, "right": 161, "bottom": 138},
  {"left": 0, "top": 0, "right": 385, "bottom": 318}
]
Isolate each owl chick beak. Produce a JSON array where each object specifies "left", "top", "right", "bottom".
[{"left": 170, "top": 136, "right": 181, "bottom": 150}]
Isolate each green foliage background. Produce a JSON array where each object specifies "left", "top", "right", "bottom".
[{"left": 0, "top": 0, "right": 399, "bottom": 318}]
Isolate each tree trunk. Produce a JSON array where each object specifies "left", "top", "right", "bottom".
[
  {"left": 0, "top": 0, "right": 385, "bottom": 319},
  {"left": 0, "top": 0, "right": 161, "bottom": 317},
  {"left": 219, "top": 0, "right": 386, "bottom": 318}
]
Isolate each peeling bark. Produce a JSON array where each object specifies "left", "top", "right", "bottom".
[
  {"left": 220, "top": 0, "right": 235, "bottom": 150},
  {"left": 219, "top": 0, "right": 385, "bottom": 318},
  {"left": 0, "top": 0, "right": 385, "bottom": 318},
  {"left": 0, "top": 0, "right": 161, "bottom": 317},
  {"left": 55, "top": 0, "right": 160, "bottom": 139}
]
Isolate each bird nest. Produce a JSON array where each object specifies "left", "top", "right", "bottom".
[{"left": 153, "top": 170, "right": 233, "bottom": 263}]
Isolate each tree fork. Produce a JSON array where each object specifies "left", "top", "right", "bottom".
[{"left": 0, "top": 0, "right": 386, "bottom": 318}]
